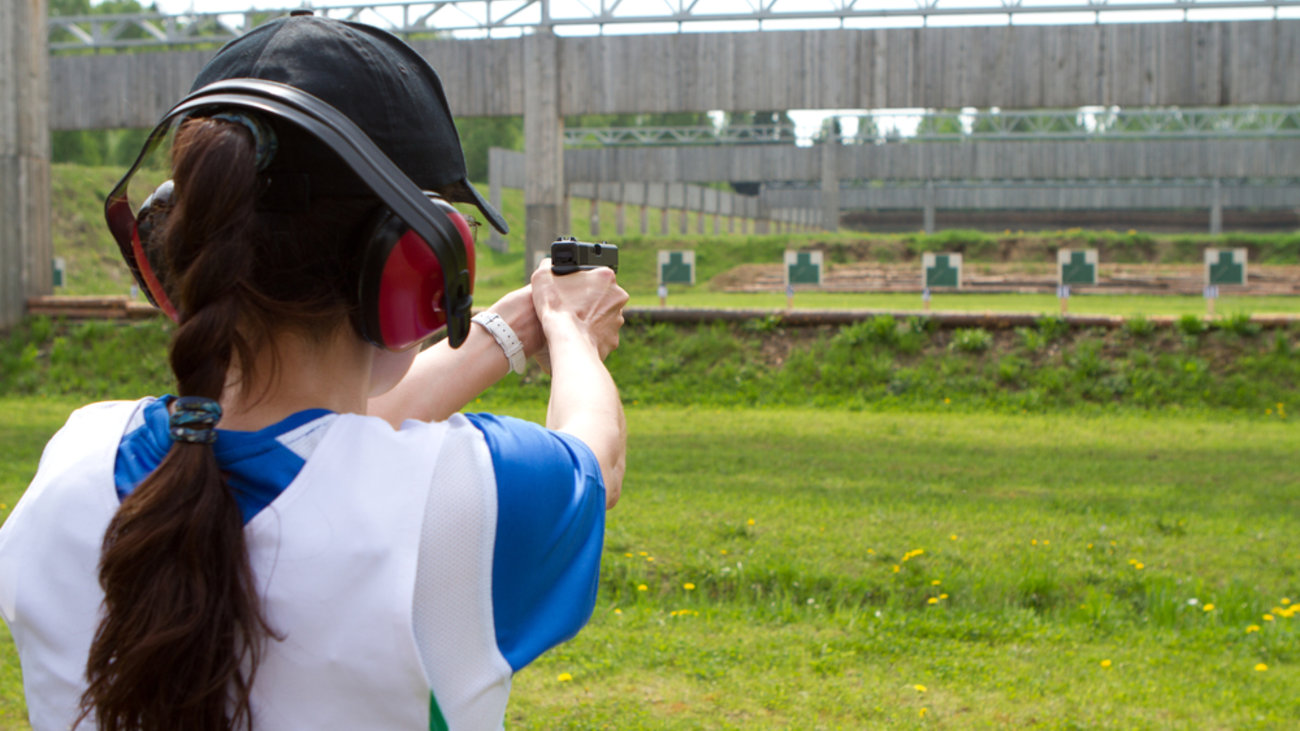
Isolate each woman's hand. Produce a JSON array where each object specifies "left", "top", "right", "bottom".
[{"left": 529, "top": 259, "right": 628, "bottom": 360}]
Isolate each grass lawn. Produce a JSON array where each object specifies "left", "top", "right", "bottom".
[
  {"left": 1, "top": 400, "right": 1295, "bottom": 728},
  {"left": 469, "top": 283, "right": 1300, "bottom": 319}
]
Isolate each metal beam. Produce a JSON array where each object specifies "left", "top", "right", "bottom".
[{"left": 47, "top": 0, "right": 1300, "bottom": 50}]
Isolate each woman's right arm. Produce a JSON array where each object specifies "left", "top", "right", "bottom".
[{"left": 530, "top": 261, "right": 628, "bottom": 508}]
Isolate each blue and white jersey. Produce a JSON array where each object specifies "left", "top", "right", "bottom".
[{"left": 0, "top": 397, "right": 606, "bottom": 731}]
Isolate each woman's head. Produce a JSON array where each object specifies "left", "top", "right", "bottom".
[{"left": 107, "top": 12, "right": 506, "bottom": 352}]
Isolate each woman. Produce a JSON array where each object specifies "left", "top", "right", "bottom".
[{"left": 0, "top": 13, "right": 626, "bottom": 731}]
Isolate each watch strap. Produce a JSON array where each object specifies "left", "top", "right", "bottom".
[{"left": 471, "top": 312, "right": 526, "bottom": 375}]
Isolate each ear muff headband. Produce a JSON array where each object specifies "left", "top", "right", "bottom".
[{"left": 105, "top": 78, "right": 474, "bottom": 348}]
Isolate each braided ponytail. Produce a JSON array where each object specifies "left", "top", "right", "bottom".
[{"left": 80, "top": 118, "right": 272, "bottom": 731}]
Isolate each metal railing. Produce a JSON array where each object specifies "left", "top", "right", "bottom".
[
  {"left": 49, "top": 0, "right": 1300, "bottom": 51},
  {"left": 565, "top": 107, "right": 1300, "bottom": 147}
]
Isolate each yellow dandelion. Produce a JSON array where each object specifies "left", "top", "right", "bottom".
[
  {"left": 1043, "top": 540, "right": 1050, "bottom": 546},
  {"left": 1264, "top": 614, "right": 1275, "bottom": 621},
  {"left": 747, "top": 519, "right": 755, "bottom": 526},
  {"left": 637, "top": 584, "right": 648, "bottom": 592},
  {"left": 638, "top": 551, "right": 648, "bottom": 556},
  {"left": 1203, "top": 604, "right": 1215, "bottom": 612},
  {"left": 1087, "top": 543, "right": 1094, "bottom": 549},
  {"left": 1282, "top": 598, "right": 1292, "bottom": 605},
  {"left": 927, "top": 597, "right": 939, "bottom": 605},
  {"left": 867, "top": 548, "right": 875, "bottom": 555},
  {"left": 913, "top": 684, "right": 927, "bottom": 693},
  {"left": 1255, "top": 663, "right": 1268, "bottom": 672},
  {"left": 1246, "top": 625, "right": 1260, "bottom": 633},
  {"left": 1133, "top": 562, "right": 1145, "bottom": 570},
  {"left": 721, "top": 549, "right": 728, "bottom": 555},
  {"left": 557, "top": 672, "right": 573, "bottom": 682},
  {"left": 892, "top": 565, "right": 901, "bottom": 573},
  {"left": 1110, "top": 541, "right": 1117, "bottom": 546},
  {"left": 949, "top": 534, "right": 957, "bottom": 541},
  {"left": 624, "top": 553, "right": 633, "bottom": 558},
  {"left": 1032, "top": 539, "right": 1038, "bottom": 546},
  {"left": 919, "top": 707, "right": 928, "bottom": 718},
  {"left": 931, "top": 580, "right": 942, "bottom": 586},
  {"left": 683, "top": 583, "right": 696, "bottom": 591},
  {"left": 614, "top": 608, "right": 622, "bottom": 615},
  {"left": 939, "top": 594, "right": 949, "bottom": 599},
  {"left": 1100, "top": 659, "right": 1112, "bottom": 668},
  {"left": 943, "top": 398, "right": 951, "bottom": 405},
  {"left": 1266, "top": 409, "right": 1273, "bottom": 415}
]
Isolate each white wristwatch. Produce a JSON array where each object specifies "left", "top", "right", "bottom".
[{"left": 471, "top": 312, "right": 526, "bottom": 375}]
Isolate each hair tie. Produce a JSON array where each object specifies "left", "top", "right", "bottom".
[
  {"left": 207, "top": 111, "right": 279, "bottom": 171},
  {"left": 170, "top": 396, "right": 222, "bottom": 444}
]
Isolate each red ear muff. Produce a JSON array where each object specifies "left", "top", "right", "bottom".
[
  {"left": 124, "top": 180, "right": 180, "bottom": 321},
  {"left": 356, "top": 194, "right": 475, "bottom": 350}
]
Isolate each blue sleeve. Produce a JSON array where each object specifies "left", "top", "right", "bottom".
[{"left": 463, "top": 413, "right": 606, "bottom": 672}]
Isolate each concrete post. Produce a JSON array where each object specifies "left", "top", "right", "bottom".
[
  {"left": 659, "top": 183, "right": 670, "bottom": 234},
  {"left": 639, "top": 183, "right": 649, "bottom": 235},
  {"left": 1209, "top": 178, "right": 1223, "bottom": 235},
  {"left": 562, "top": 186, "right": 572, "bottom": 238},
  {"left": 615, "top": 183, "right": 626, "bottom": 237},
  {"left": 487, "top": 147, "right": 507, "bottom": 252},
  {"left": 1, "top": 0, "right": 52, "bottom": 329},
  {"left": 923, "top": 180, "right": 936, "bottom": 234},
  {"left": 588, "top": 187, "right": 600, "bottom": 238},
  {"left": 821, "top": 134, "right": 840, "bottom": 232},
  {"left": 524, "top": 30, "right": 564, "bottom": 280}
]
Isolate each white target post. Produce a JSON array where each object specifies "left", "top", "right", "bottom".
[
  {"left": 658, "top": 250, "right": 695, "bottom": 306},
  {"left": 921, "top": 252, "right": 962, "bottom": 312},
  {"left": 1057, "top": 248, "right": 1098, "bottom": 314},
  {"left": 784, "top": 250, "right": 823, "bottom": 310},
  {"left": 1204, "top": 248, "right": 1247, "bottom": 317}
]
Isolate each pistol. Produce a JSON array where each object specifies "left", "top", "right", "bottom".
[{"left": 551, "top": 237, "right": 618, "bottom": 275}]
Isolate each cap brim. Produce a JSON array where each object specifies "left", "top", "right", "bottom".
[{"left": 443, "top": 179, "right": 508, "bottom": 235}]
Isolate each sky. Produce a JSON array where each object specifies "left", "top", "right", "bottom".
[{"left": 133, "top": 0, "right": 1299, "bottom": 143}]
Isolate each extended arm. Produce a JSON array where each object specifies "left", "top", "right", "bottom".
[
  {"left": 531, "top": 262, "right": 628, "bottom": 507},
  {"left": 368, "top": 286, "right": 544, "bottom": 426}
]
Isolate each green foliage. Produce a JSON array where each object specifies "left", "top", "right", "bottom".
[
  {"left": 1215, "top": 312, "right": 1262, "bottom": 338},
  {"left": 1124, "top": 314, "right": 1156, "bottom": 339},
  {"left": 0, "top": 316, "right": 173, "bottom": 398},
  {"left": 1177, "top": 314, "right": 1210, "bottom": 337},
  {"left": 453, "top": 116, "right": 523, "bottom": 182},
  {"left": 949, "top": 328, "right": 993, "bottom": 354},
  {"left": 1036, "top": 315, "right": 1071, "bottom": 343}
]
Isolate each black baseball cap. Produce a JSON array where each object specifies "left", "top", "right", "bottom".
[{"left": 191, "top": 12, "right": 507, "bottom": 234}]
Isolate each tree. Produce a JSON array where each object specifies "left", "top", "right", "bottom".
[{"left": 455, "top": 116, "right": 524, "bottom": 183}]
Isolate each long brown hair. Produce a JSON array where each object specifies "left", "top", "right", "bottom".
[{"left": 80, "top": 116, "right": 373, "bottom": 730}]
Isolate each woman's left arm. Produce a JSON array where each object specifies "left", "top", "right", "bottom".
[{"left": 368, "top": 286, "right": 544, "bottom": 426}]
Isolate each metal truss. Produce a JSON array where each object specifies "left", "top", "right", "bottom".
[
  {"left": 763, "top": 177, "right": 1300, "bottom": 190},
  {"left": 566, "top": 124, "right": 797, "bottom": 146},
  {"left": 48, "top": 0, "right": 1300, "bottom": 51},
  {"left": 566, "top": 107, "right": 1300, "bottom": 147},
  {"left": 854, "top": 106, "right": 1300, "bottom": 142}
]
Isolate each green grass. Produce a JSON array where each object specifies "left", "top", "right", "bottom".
[
  {"left": 2, "top": 403, "right": 1295, "bottom": 728},
  {"left": 6, "top": 315, "right": 1300, "bottom": 414},
  {"left": 629, "top": 291, "right": 1298, "bottom": 317}
]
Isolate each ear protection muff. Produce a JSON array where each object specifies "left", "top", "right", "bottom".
[
  {"left": 106, "top": 78, "right": 476, "bottom": 349},
  {"left": 357, "top": 193, "right": 477, "bottom": 350}
]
